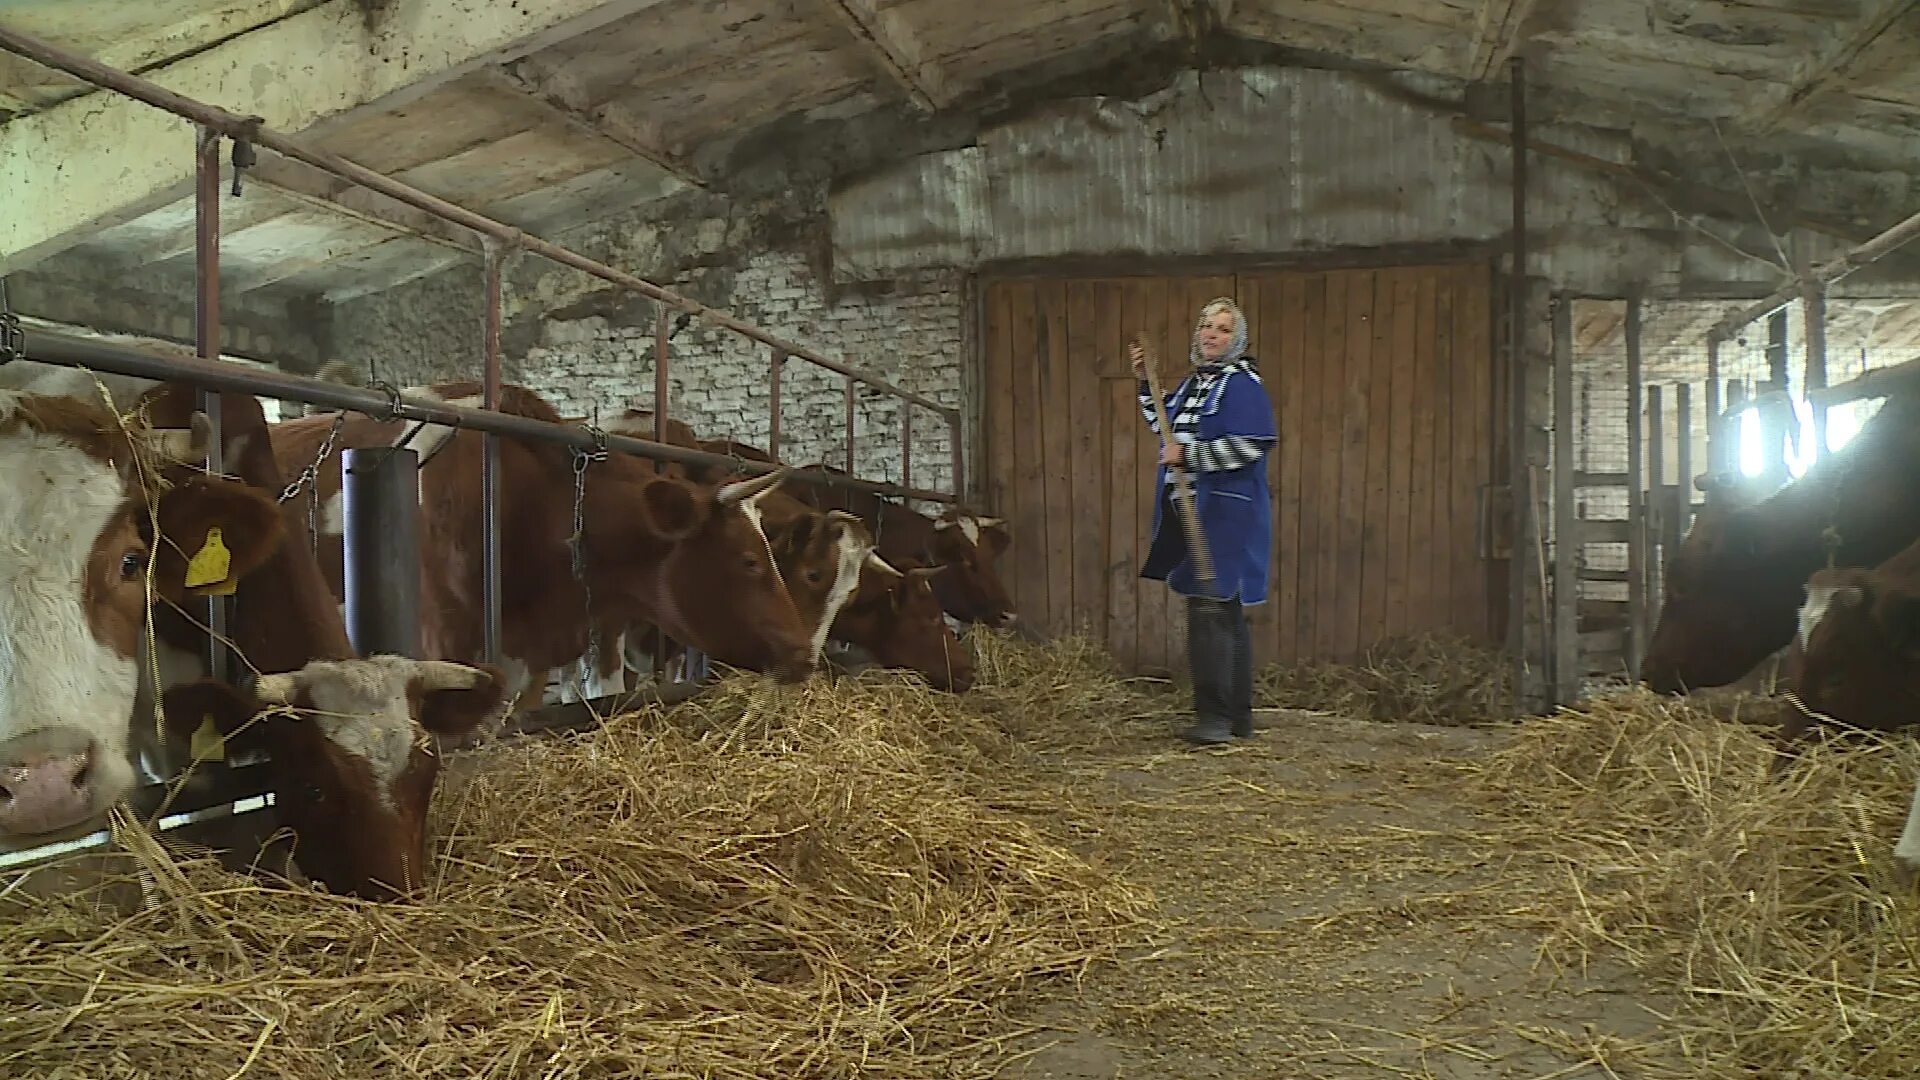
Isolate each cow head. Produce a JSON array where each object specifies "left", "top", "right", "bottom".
[
  {"left": 833, "top": 554, "right": 975, "bottom": 692},
  {"left": 927, "top": 510, "right": 1017, "bottom": 627},
  {"left": 1639, "top": 480, "right": 1808, "bottom": 693},
  {"left": 1787, "top": 566, "right": 1920, "bottom": 735},
  {"left": 759, "top": 499, "right": 879, "bottom": 666},
  {"left": 587, "top": 468, "right": 816, "bottom": 682},
  {"left": 161, "top": 655, "right": 507, "bottom": 901},
  {"left": 0, "top": 391, "right": 284, "bottom": 845}
]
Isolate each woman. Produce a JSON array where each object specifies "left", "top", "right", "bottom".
[{"left": 1129, "top": 296, "right": 1277, "bottom": 746}]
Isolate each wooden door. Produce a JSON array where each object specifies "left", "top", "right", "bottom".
[{"left": 979, "top": 262, "right": 1501, "bottom": 673}]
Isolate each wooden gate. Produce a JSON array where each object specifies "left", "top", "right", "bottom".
[{"left": 979, "top": 263, "right": 1501, "bottom": 673}]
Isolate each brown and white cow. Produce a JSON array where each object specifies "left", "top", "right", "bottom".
[
  {"left": 0, "top": 389, "right": 284, "bottom": 847},
  {"left": 830, "top": 556, "right": 976, "bottom": 692},
  {"left": 1784, "top": 537, "right": 1920, "bottom": 746},
  {"left": 614, "top": 419, "right": 1017, "bottom": 630},
  {"left": 268, "top": 382, "right": 818, "bottom": 707},
  {"left": 1639, "top": 392, "right": 1920, "bottom": 693},
  {"left": 159, "top": 654, "right": 507, "bottom": 900},
  {"left": 6, "top": 378, "right": 513, "bottom": 900}
]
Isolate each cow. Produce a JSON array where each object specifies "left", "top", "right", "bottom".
[
  {"left": 829, "top": 555, "right": 975, "bottom": 692},
  {"left": 267, "top": 381, "right": 819, "bottom": 708},
  {"left": 601, "top": 412, "right": 982, "bottom": 689},
  {"left": 0, "top": 388, "right": 283, "bottom": 848},
  {"left": 1783, "top": 537, "right": 1920, "bottom": 747},
  {"left": 609, "top": 411, "right": 1017, "bottom": 630},
  {"left": 1, "top": 370, "right": 519, "bottom": 900},
  {"left": 159, "top": 653, "right": 507, "bottom": 900},
  {"left": 1639, "top": 391, "right": 1920, "bottom": 694}
]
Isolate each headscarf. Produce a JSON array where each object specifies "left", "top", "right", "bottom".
[{"left": 1189, "top": 296, "right": 1249, "bottom": 369}]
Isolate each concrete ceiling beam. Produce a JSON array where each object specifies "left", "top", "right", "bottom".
[
  {"left": 818, "top": 0, "right": 953, "bottom": 112},
  {"left": 1736, "top": 0, "right": 1920, "bottom": 135},
  {"left": 0, "top": 0, "right": 672, "bottom": 274},
  {"left": 478, "top": 61, "right": 703, "bottom": 189}
]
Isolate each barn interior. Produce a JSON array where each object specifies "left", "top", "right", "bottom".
[{"left": 4, "top": 1, "right": 1920, "bottom": 1076}]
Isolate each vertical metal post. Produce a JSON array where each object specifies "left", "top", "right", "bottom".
[
  {"left": 1764, "top": 309, "right": 1789, "bottom": 487},
  {"left": 654, "top": 307, "right": 670, "bottom": 443},
  {"left": 193, "top": 125, "right": 228, "bottom": 685},
  {"left": 1505, "top": 55, "right": 1532, "bottom": 713},
  {"left": 768, "top": 349, "right": 785, "bottom": 459},
  {"left": 1647, "top": 385, "right": 1666, "bottom": 613},
  {"left": 1704, "top": 336, "right": 1722, "bottom": 475},
  {"left": 844, "top": 376, "right": 857, "bottom": 473},
  {"left": 1675, "top": 382, "right": 1693, "bottom": 538},
  {"left": 1550, "top": 296, "right": 1577, "bottom": 706},
  {"left": 901, "top": 405, "right": 913, "bottom": 491},
  {"left": 949, "top": 412, "right": 965, "bottom": 501},
  {"left": 1724, "top": 380, "right": 1748, "bottom": 475},
  {"left": 1804, "top": 280, "right": 1829, "bottom": 461},
  {"left": 1624, "top": 296, "right": 1645, "bottom": 677},
  {"left": 480, "top": 241, "right": 504, "bottom": 667},
  {"left": 343, "top": 448, "right": 421, "bottom": 658}
]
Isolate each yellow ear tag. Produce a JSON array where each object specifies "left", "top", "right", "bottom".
[
  {"left": 190, "top": 715, "right": 226, "bottom": 762},
  {"left": 184, "top": 527, "right": 232, "bottom": 590}
]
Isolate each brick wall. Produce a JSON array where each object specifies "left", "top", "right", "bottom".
[{"left": 514, "top": 252, "right": 968, "bottom": 503}]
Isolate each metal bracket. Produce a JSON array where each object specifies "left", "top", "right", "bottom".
[{"left": 0, "top": 311, "right": 23, "bottom": 365}]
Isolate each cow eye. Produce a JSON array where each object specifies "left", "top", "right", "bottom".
[
  {"left": 806, "top": 569, "right": 823, "bottom": 584},
  {"left": 120, "top": 550, "right": 146, "bottom": 581}
]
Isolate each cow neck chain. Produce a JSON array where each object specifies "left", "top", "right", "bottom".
[
  {"left": 569, "top": 432, "right": 609, "bottom": 698},
  {"left": 280, "top": 410, "right": 348, "bottom": 558}
]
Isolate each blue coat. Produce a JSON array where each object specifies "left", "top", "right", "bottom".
[{"left": 1139, "top": 362, "right": 1277, "bottom": 605}]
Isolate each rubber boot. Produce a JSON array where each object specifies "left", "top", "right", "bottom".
[
  {"left": 1227, "top": 599, "right": 1255, "bottom": 738},
  {"left": 1181, "top": 594, "right": 1238, "bottom": 746}
]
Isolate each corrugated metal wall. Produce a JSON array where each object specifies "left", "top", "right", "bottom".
[{"left": 828, "top": 66, "right": 1787, "bottom": 293}]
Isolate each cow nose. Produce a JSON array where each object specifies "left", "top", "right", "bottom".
[
  {"left": 998, "top": 612, "right": 1019, "bottom": 628},
  {"left": 772, "top": 652, "right": 816, "bottom": 684},
  {"left": 0, "top": 742, "right": 99, "bottom": 836}
]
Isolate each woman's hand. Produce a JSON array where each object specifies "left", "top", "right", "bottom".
[
  {"left": 1160, "top": 442, "right": 1183, "bottom": 466},
  {"left": 1128, "top": 342, "right": 1148, "bottom": 380}
]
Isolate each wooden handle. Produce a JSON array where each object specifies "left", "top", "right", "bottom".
[{"left": 1134, "top": 334, "right": 1217, "bottom": 591}]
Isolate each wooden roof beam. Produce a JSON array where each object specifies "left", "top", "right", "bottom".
[
  {"left": 247, "top": 155, "right": 484, "bottom": 256},
  {"left": 1463, "top": 0, "right": 1540, "bottom": 83},
  {"left": 819, "top": 0, "right": 953, "bottom": 112},
  {"left": 480, "top": 59, "right": 705, "bottom": 188},
  {"left": 1737, "top": 0, "right": 1920, "bottom": 135}
]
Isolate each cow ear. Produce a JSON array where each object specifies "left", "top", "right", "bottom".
[
  {"left": 1870, "top": 586, "right": 1920, "bottom": 658},
  {"left": 408, "top": 661, "right": 509, "bottom": 739},
  {"left": 146, "top": 476, "right": 285, "bottom": 602},
  {"left": 159, "top": 678, "right": 273, "bottom": 756},
  {"left": 977, "top": 523, "right": 1010, "bottom": 560},
  {"left": 636, "top": 478, "right": 708, "bottom": 541}
]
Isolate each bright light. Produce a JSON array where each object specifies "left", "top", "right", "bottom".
[
  {"left": 1739, "top": 409, "right": 1764, "bottom": 478},
  {"left": 1738, "top": 396, "right": 1871, "bottom": 481}
]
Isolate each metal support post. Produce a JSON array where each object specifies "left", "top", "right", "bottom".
[
  {"left": 481, "top": 241, "right": 504, "bottom": 666},
  {"left": 342, "top": 448, "right": 421, "bottom": 658}
]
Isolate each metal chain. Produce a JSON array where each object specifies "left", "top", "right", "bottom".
[
  {"left": 568, "top": 427, "right": 610, "bottom": 698},
  {"left": 278, "top": 410, "right": 347, "bottom": 558}
]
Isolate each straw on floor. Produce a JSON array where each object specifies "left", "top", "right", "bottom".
[
  {"left": 0, "top": 651, "right": 1155, "bottom": 1080},
  {"left": 1470, "top": 687, "right": 1920, "bottom": 1078}
]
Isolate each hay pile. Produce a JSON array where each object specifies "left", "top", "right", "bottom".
[
  {"left": 1254, "top": 631, "right": 1509, "bottom": 726},
  {"left": 0, "top": 666, "right": 1152, "bottom": 1079},
  {"left": 1473, "top": 689, "right": 1920, "bottom": 1077}
]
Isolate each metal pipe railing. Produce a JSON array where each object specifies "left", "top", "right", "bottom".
[
  {"left": 1705, "top": 205, "right": 1920, "bottom": 344},
  {"left": 0, "top": 24, "right": 960, "bottom": 428},
  {"left": 16, "top": 327, "right": 962, "bottom": 504}
]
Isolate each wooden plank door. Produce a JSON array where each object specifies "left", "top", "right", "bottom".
[{"left": 980, "top": 262, "right": 1499, "bottom": 674}]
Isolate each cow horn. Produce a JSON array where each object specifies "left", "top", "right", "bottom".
[
  {"left": 933, "top": 518, "right": 953, "bottom": 530},
  {"left": 907, "top": 565, "right": 946, "bottom": 580},
  {"left": 136, "top": 417, "right": 208, "bottom": 463},
  {"left": 866, "top": 551, "right": 903, "bottom": 577},
  {"left": 827, "top": 509, "right": 861, "bottom": 525},
  {"left": 251, "top": 673, "right": 299, "bottom": 706},
  {"left": 715, "top": 465, "right": 791, "bottom": 505},
  {"left": 974, "top": 516, "right": 1004, "bottom": 529},
  {"left": 412, "top": 660, "right": 488, "bottom": 691}
]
